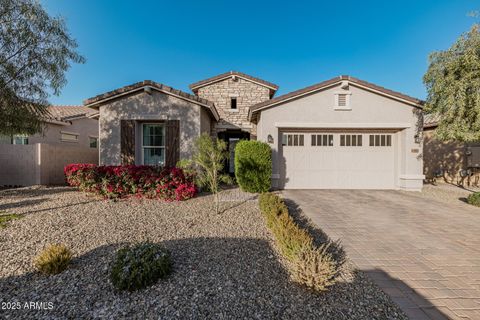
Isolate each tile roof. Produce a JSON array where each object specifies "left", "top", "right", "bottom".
[
  {"left": 83, "top": 80, "right": 219, "bottom": 120},
  {"left": 47, "top": 105, "right": 98, "bottom": 121},
  {"left": 249, "top": 75, "right": 424, "bottom": 119},
  {"left": 189, "top": 71, "right": 279, "bottom": 93}
]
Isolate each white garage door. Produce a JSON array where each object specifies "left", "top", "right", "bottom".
[{"left": 282, "top": 132, "right": 395, "bottom": 189}]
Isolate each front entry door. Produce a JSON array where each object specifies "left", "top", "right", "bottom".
[{"left": 217, "top": 130, "right": 250, "bottom": 175}]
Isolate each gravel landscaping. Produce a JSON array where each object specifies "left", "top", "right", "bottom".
[
  {"left": 0, "top": 186, "right": 406, "bottom": 319},
  {"left": 411, "top": 182, "right": 480, "bottom": 206}
]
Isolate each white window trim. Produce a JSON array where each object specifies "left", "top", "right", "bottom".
[
  {"left": 141, "top": 123, "right": 166, "bottom": 166},
  {"left": 60, "top": 131, "right": 79, "bottom": 143},
  {"left": 334, "top": 91, "right": 352, "bottom": 110},
  {"left": 282, "top": 133, "right": 305, "bottom": 147},
  {"left": 339, "top": 134, "right": 363, "bottom": 147},
  {"left": 312, "top": 134, "right": 334, "bottom": 147},
  {"left": 12, "top": 134, "right": 29, "bottom": 145},
  {"left": 368, "top": 134, "right": 392, "bottom": 147}
]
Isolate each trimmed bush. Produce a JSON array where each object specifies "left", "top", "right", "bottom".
[
  {"left": 258, "top": 193, "right": 339, "bottom": 292},
  {"left": 34, "top": 244, "right": 73, "bottom": 275},
  {"left": 235, "top": 140, "right": 272, "bottom": 193},
  {"left": 110, "top": 242, "right": 172, "bottom": 291},
  {"left": 467, "top": 192, "right": 480, "bottom": 207},
  {"left": 64, "top": 164, "right": 196, "bottom": 201}
]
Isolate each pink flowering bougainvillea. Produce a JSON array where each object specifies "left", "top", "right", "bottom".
[{"left": 64, "top": 164, "right": 197, "bottom": 201}]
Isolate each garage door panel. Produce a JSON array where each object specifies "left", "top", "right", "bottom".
[{"left": 282, "top": 132, "right": 395, "bottom": 189}]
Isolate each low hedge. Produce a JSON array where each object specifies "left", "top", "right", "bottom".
[
  {"left": 64, "top": 164, "right": 196, "bottom": 201},
  {"left": 234, "top": 140, "right": 272, "bottom": 193},
  {"left": 258, "top": 193, "right": 339, "bottom": 291}
]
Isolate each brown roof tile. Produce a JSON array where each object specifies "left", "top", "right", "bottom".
[
  {"left": 189, "top": 71, "right": 279, "bottom": 93},
  {"left": 249, "top": 75, "right": 424, "bottom": 118},
  {"left": 83, "top": 80, "right": 219, "bottom": 120},
  {"left": 47, "top": 105, "right": 98, "bottom": 121}
]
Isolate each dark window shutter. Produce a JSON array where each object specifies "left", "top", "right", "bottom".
[
  {"left": 165, "top": 120, "right": 180, "bottom": 167},
  {"left": 120, "top": 120, "right": 135, "bottom": 165}
]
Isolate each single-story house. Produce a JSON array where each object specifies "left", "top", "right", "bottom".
[
  {"left": 0, "top": 105, "right": 99, "bottom": 148},
  {"left": 84, "top": 72, "right": 424, "bottom": 191},
  {"left": 423, "top": 114, "right": 480, "bottom": 183}
]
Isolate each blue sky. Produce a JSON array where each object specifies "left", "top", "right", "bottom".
[{"left": 42, "top": 0, "right": 478, "bottom": 105}]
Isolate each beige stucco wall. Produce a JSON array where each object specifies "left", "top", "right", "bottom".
[
  {"left": 196, "top": 77, "right": 271, "bottom": 137},
  {"left": 40, "top": 144, "right": 98, "bottom": 184},
  {"left": 29, "top": 117, "right": 99, "bottom": 148},
  {"left": 98, "top": 90, "right": 210, "bottom": 165},
  {"left": 200, "top": 107, "right": 212, "bottom": 134},
  {"left": 0, "top": 144, "right": 38, "bottom": 186},
  {"left": 0, "top": 143, "right": 98, "bottom": 186},
  {"left": 256, "top": 83, "right": 423, "bottom": 191}
]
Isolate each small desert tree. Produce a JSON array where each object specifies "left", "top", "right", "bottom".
[
  {"left": 423, "top": 24, "right": 480, "bottom": 142},
  {"left": 192, "top": 133, "right": 231, "bottom": 214},
  {"left": 0, "top": 0, "right": 85, "bottom": 135}
]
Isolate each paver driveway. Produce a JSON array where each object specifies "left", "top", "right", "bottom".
[{"left": 283, "top": 190, "right": 480, "bottom": 320}]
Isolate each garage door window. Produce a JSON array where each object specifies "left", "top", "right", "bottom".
[
  {"left": 340, "top": 134, "right": 362, "bottom": 147},
  {"left": 282, "top": 134, "right": 304, "bottom": 146},
  {"left": 312, "top": 134, "right": 333, "bottom": 146},
  {"left": 369, "top": 134, "right": 392, "bottom": 146}
]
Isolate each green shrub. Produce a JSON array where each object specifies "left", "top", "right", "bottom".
[
  {"left": 258, "top": 192, "right": 338, "bottom": 291},
  {"left": 176, "top": 159, "right": 196, "bottom": 177},
  {"left": 110, "top": 242, "right": 172, "bottom": 291},
  {"left": 467, "top": 192, "right": 480, "bottom": 207},
  {"left": 235, "top": 140, "right": 272, "bottom": 193},
  {"left": 34, "top": 244, "right": 73, "bottom": 275}
]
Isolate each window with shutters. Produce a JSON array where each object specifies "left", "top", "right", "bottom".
[
  {"left": 141, "top": 123, "right": 165, "bottom": 165},
  {"left": 311, "top": 134, "right": 333, "bottom": 146},
  {"left": 282, "top": 133, "right": 304, "bottom": 146},
  {"left": 369, "top": 134, "right": 392, "bottom": 147},
  {"left": 340, "top": 134, "right": 362, "bottom": 147}
]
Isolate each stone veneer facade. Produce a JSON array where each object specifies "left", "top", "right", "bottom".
[{"left": 195, "top": 77, "right": 271, "bottom": 138}]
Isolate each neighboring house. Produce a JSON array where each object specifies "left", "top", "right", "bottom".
[
  {"left": 423, "top": 114, "right": 480, "bottom": 183},
  {"left": 84, "top": 72, "right": 424, "bottom": 191},
  {"left": 0, "top": 105, "right": 99, "bottom": 186},
  {"left": 0, "top": 105, "right": 99, "bottom": 148}
]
